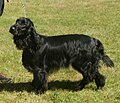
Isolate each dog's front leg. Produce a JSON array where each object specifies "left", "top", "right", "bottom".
[{"left": 32, "top": 68, "right": 48, "bottom": 94}]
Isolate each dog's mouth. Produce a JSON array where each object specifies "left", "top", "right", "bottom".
[{"left": 9, "top": 25, "right": 28, "bottom": 36}]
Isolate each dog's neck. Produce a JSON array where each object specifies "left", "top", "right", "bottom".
[{"left": 27, "top": 32, "right": 46, "bottom": 54}]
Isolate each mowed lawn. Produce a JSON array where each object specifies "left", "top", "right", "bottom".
[{"left": 0, "top": 0, "right": 120, "bottom": 103}]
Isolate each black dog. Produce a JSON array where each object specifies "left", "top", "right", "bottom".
[{"left": 9, "top": 17, "right": 114, "bottom": 94}]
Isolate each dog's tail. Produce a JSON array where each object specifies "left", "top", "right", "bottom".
[
  {"left": 102, "top": 55, "right": 114, "bottom": 67},
  {"left": 95, "top": 39, "right": 114, "bottom": 67}
]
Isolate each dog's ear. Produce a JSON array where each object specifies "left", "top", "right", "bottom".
[
  {"left": 28, "top": 26, "right": 36, "bottom": 34},
  {"left": 26, "top": 18, "right": 34, "bottom": 27}
]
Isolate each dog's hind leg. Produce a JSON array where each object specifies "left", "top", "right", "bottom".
[
  {"left": 91, "top": 59, "right": 106, "bottom": 90},
  {"left": 32, "top": 68, "right": 48, "bottom": 94},
  {"left": 94, "top": 71, "right": 105, "bottom": 89},
  {"left": 72, "top": 61, "right": 95, "bottom": 90}
]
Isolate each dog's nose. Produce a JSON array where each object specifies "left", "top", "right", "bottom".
[
  {"left": 9, "top": 26, "right": 16, "bottom": 34},
  {"left": 11, "top": 26, "right": 16, "bottom": 31}
]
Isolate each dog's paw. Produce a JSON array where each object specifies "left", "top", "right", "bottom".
[
  {"left": 74, "top": 85, "right": 85, "bottom": 91},
  {"left": 35, "top": 88, "right": 47, "bottom": 94}
]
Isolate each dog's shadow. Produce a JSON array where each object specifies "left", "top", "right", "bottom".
[{"left": 0, "top": 80, "right": 80, "bottom": 93}]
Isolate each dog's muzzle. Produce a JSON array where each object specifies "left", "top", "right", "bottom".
[{"left": 9, "top": 26, "right": 16, "bottom": 35}]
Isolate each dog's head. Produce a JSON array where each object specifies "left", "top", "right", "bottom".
[
  {"left": 9, "top": 17, "right": 35, "bottom": 50},
  {"left": 9, "top": 17, "right": 34, "bottom": 36}
]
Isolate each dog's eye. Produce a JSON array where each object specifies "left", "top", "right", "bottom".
[
  {"left": 20, "top": 22, "right": 26, "bottom": 27},
  {"left": 22, "top": 20, "right": 26, "bottom": 24}
]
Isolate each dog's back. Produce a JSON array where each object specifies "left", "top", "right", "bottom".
[{"left": 44, "top": 34, "right": 114, "bottom": 68}]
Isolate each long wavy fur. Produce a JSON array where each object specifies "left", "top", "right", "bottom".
[{"left": 9, "top": 17, "right": 114, "bottom": 94}]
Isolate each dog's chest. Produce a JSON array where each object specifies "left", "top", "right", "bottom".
[{"left": 22, "top": 50, "right": 44, "bottom": 70}]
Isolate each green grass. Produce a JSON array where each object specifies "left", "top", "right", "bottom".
[{"left": 0, "top": 0, "right": 120, "bottom": 102}]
